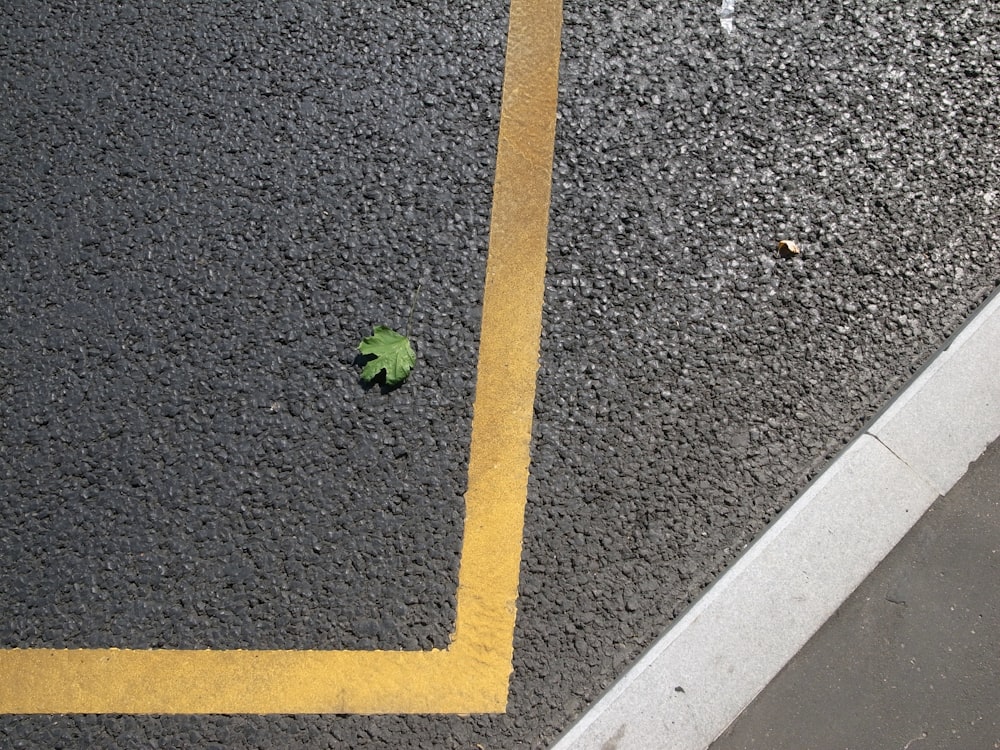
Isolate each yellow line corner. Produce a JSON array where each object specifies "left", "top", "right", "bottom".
[{"left": 0, "top": 0, "right": 562, "bottom": 715}]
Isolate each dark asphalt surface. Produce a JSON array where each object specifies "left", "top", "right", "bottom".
[
  {"left": 2, "top": 0, "right": 504, "bottom": 653},
  {"left": 2, "top": 0, "right": 999, "bottom": 747},
  {"left": 711, "top": 436, "right": 1000, "bottom": 750}
]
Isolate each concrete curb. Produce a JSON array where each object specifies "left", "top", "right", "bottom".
[{"left": 551, "top": 288, "right": 1000, "bottom": 750}]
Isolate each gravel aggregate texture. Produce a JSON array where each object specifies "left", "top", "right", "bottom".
[
  {"left": 2, "top": 0, "right": 999, "bottom": 747},
  {"left": 1, "top": 0, "right": 503, "bottom": 652}
]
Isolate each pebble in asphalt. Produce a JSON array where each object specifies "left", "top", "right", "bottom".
[{"left": 2, "top": 0, "right": 999, "bottom": 747}]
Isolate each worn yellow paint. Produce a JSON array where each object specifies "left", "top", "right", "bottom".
[
  {"left": 0, "top": 649, "right": 507, "bottom": 714},
  {"left": 0, "top": 0, "right": 562, "bottom": 715}
]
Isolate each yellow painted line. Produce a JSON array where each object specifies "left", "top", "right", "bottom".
[{"left": 0, "top": 0, "right": 562, "bottom": 715}]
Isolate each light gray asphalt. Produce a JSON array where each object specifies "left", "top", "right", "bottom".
[
  {"left": 551, "top": 289, "right": 1000, "bottom": 749},
  {"left": 711, "top": 435, "right": 1000, "bottom": 749}
]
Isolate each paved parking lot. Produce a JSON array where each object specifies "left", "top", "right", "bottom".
[{"left": 2, "top": 0, "right": 998, "bottom": 746}]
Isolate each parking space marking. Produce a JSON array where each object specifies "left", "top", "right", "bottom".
[{"left": 0, "top": 0, "right": 562, "bottom": 714}]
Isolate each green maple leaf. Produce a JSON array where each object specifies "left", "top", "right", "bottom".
[{"left": 358, "top": 326, "right": 416, "bottom": 386}]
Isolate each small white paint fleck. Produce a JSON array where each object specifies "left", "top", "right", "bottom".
[{"left": 718, "top": 0, "right": 736, "bottom": 33}]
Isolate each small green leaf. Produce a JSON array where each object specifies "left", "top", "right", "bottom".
[{"left": 358, "top": 326, "right": 416, "bottom": 386}]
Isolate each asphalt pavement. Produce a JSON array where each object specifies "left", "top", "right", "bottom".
[
  {"left": 2, "top": 0, "right": 999, "bottom": 747},
  {"left": 553, "top": 288, "right": 1000, "bottom": 748}
]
